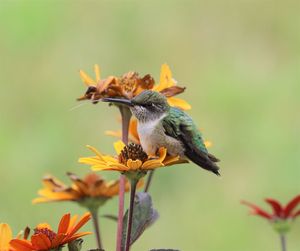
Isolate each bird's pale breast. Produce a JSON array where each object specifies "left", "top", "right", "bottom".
[{"left": 137, "top": 117, "right": 184, "bottom": 156}]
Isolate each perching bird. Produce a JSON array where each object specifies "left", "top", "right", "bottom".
[{"left": 103, "top": 90, "right": 220, "bottom": 175}]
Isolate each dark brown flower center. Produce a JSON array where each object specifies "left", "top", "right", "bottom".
[
  {"left": 119, "top": 143, "right": 148, "bottom": 164},
  {"left": 34, "top": 227, "right": 57, "bottom": 241}
]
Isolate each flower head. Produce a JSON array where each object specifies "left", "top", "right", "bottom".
[
  {"left": 33, "top": 173, "right": 131, "bottom": 209},
  {"left": 10, "top": 213, "right": 91, "bottom": 251},
  {"left": 242, "top": 195, "right": 300, "bottom": 233},
  {"left": 79, "top": 141, "right": 186, "bottom": 179},
  {"left": 78, "top": 64, "right": 190, "bottom": 110}
]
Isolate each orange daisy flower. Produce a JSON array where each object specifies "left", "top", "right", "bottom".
[
  {"left": 10, "top": 213, "right": 91, "bottom": 251},
  {"left": 33, "top": 172, "right": 130, "bottom": 204},
  {"left": 78, "top": 64, "right": 191, "bottom": 110}
]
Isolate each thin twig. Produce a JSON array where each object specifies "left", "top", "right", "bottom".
[
  {"left": 144, "top": 170, "right": 155, "bottom": 193},
  {"left": 90, "top": 208, "right": 103, "bottom": 250},
  {"left": 116, "top": 106, "right": 132, "bottom": 251},
  {"left": 125, "top": 179, "right": 138, "bottom": 251}
]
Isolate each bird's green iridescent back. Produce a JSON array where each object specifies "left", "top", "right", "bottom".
[{"left": 162, "top": 107, "right": 208, "bottom": 154}]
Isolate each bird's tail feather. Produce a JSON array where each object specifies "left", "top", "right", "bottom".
[{"left": 185, "top": 151, "right": 220, "bottom": 176}]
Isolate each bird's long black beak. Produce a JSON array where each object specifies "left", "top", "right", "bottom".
[{"left": 101, "top": 97, "right": 134, "bottom": 107}]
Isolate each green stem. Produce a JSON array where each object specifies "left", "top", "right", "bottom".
[
  {"left": 116, "top": 105, "right": 132, "bottom": 251},
  {"left": 144, "top": 170, "right": 155, "bottom": 193},
  {"left": 280, "top": 234, "right": 287, "bottom": 251},
  {"left": 125, "top": 178, "right": 138, "bottom": 251},
  {"left": 90, "top": 208, "right": 103, "bottom": 250}
]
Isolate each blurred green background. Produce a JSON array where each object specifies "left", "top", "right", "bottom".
[{"left": 1, "top": 0, "right": 300, "bottom": 250}]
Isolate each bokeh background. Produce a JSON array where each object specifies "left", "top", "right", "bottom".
[{"left": 1, "top": 1, "right": 300, "bottom": 250}]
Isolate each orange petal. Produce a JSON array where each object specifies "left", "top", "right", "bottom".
[
  {"left": 58, "top": 213, "right": 71, "bottom": 234},
  {"left": 64, "top": 232, "right": 92, "bottom": 243},
  {"left": 67, "top": 213, "right": 91, "bottom": 237},
  {"left": 31, "top": 233, "right": 51, "bottom": 250},
  {"left": 0, "top": 223, "right": 12, "bottom": 249},
  {"left": 67, "top": 215, "right": 78, "bottom": 233},
  {"left": 51, "top": 233, "right": 66, "bottom": 248},
  {"left": 10, "top": 239, "right": 33, "bottom": 251}
]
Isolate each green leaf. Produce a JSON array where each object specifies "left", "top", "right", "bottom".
[
  {"left": 101, "top": 214, "right": 118, "bottom": 222},
  {"left": 121, "top": 192, "right": 159, "bottom": 250}
]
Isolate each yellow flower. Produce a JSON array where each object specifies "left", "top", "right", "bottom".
[
  {"left": 32, "top": 173, "right": 137, "bottom": 209},
  {"left": 77, "top": 64, "right": 191, "bottom": 110},
  {"left": 79, "top": 141, "right": 185, "bottom": 176},
  {"left": 106, "top": 118, "right": 212, "bottom": 147}
]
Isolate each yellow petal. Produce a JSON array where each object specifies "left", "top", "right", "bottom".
[
  {"left": 126, "top": 159, "right": 142, "bottom": 170},
  {"left": 163, "top": 155, "right": 180, "bottom": 165},
  {"left": 0, "top": 223, "right": 12, "bottom": 249},
  {"left": 105, "top": 130, "right": 122, "bottom": 138},
  {"left": 78, "top": 157, "right": 107, "bottom": 166},
  {"left": 167, "top": 97, "right": 191, "bottom": 110},
  {"left": 204, "top": 141, "right": 212, "bottom": 148},
  {"left": 155, "top": 64, "right": 174, "bottom": 91},
  {"left": 86, "top": 145, "right": 105, "bottom": 161},
  {"left": 157, "top": 147, "right": 167, "bottom": 162},
  {"left": 142, "top": 160, "right": 164, "bottom": 170},
  {"left": 114, "top": 141, "right": 126, "bottom": 155},
  {"left": 91, "top": 164, "right": 127, "bottom": 172},
  {"left": 79, "top": 70, "right": 96, "bottom": 86},
  {"left": 94, "top": 64, "right": 101, "bottom": 83}
]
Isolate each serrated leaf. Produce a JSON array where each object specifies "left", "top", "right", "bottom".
[{"left": 121, "top": 192, "right": 159, "bottom": 250}]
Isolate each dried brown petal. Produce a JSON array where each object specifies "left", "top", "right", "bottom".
[{"left": 160, "top": 86, "right": 186, "bottom": 97}]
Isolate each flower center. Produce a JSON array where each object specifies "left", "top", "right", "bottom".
[
  {"left": 119, "top": 143, "right": 148, "bottom": 164},
  {"left": 34, "top": 228, "right": 57, "bottom": 241}
]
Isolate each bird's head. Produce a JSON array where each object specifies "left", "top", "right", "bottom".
[{"left": 102, "top": 90, "right": 170, "bottom": 122}]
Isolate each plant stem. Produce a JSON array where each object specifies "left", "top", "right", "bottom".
[
  {"left": 125, "top": 179, "right": 138, "bottom": 251},
  {"left": 280, "top": 234, "right": 287, "bottom": 251},
  {"left": 90, "top": 208, "right": 103, "bottom": 250},
  {"left": 116, "top": 105, "right": 132, "bottom": 251},
  {"left": 144, "top": 170, "right": 155, "bottom": 193}
]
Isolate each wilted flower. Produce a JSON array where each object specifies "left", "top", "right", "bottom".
[
  {"left": 242, "top": 195, "right": 300, "bottom": 233},
  {"left": 79, "top": 141, "right": 185, "bottom": 179},
  {"left": 33, "top": 173, "right": 133, "bottom": 210},
  {"left": 10, "top": 213, "right": 91, "bottom": 251},
  {"left": 77, "top": 64, "right": 191, "bottom": 110}
]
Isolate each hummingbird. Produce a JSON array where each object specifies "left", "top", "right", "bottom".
[{"left": 103, "top": 90, "right": 220, "bottom": 175}]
